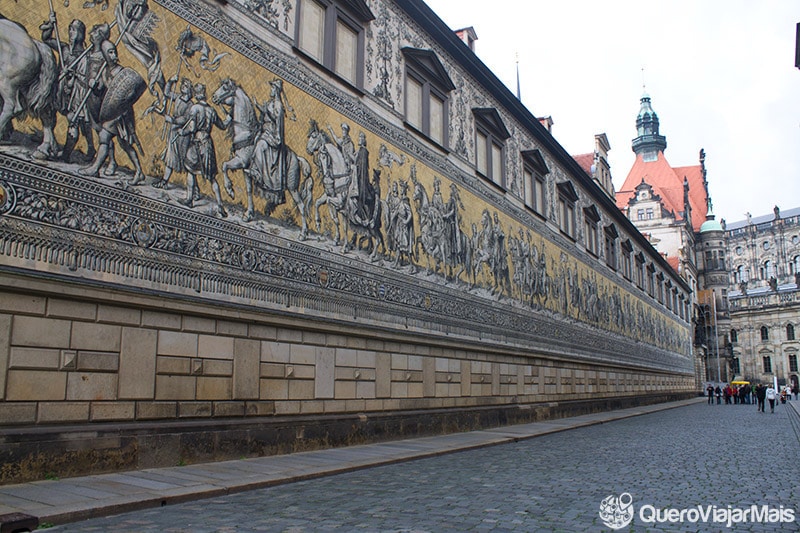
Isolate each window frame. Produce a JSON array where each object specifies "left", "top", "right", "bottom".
[
  {"left": 621, "top": 240, "right": 633, "bottom": 280},
  {"left": 556, "top": 181, "right": 578, "bottom": 240},
  {"left": 473, "top": 108, "right": 510, "bottom": 188},
  {"left": 295, "top": 0, "right": 374, "bottom": 89},
  {"left": 604, "top": 224, "right": 619, "bottom": 270},
  {"left": 521, "top": 149, "right": 549, "bottom": 218},
  {"left": 763, "top": 356, "right": 772, "bottom": 373},
  {"left": 583, "top": 205, "right": 600, "bottom": 257},
  {"left": 787, "top": 323, "right": 795, "bottom": 341},
  {"left": 402, "top": 48, "right": 454, "bottom": 149},
  {"left": 760, "top": 326, "right": 770, "bottom": 342}
]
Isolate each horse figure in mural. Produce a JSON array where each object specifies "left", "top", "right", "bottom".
[
  {"left": 411, "top": 179, "right": 448, "bottom": 275},
  {"left": 211, "top": 78, "right": 312, "bottom": 238},
  {"left": 305, "top": 121, "right": 352, "bottom": 248},
  {"left": 0, "top": 17, "right": 59, "bottom": 159}
]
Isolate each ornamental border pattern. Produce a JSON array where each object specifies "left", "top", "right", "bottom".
[{"left": 0, "top": 154, "right": 688, "bottom": 374}]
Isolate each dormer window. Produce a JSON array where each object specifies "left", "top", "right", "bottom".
[{"left": 296, "top": 0, "right": 374, "bottom": 88}]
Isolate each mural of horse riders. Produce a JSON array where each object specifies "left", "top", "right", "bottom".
[{"left": 211, "top": 77, "right": 313, "bottom": 235}]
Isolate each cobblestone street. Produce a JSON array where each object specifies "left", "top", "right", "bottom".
[{"left": 50, "top": 400, "right": 800, "bottom": 532}]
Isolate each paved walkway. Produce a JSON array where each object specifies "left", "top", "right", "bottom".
[{"left": 0, "top": 398, "right": 709, "bottom": 527}]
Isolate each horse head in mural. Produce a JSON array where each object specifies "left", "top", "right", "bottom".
[
  {"left": 212, "top": 78, "right": 312, "bottom": 237},
  {"left": 0, "top": 17, "right": 59, "bottom": 159}
]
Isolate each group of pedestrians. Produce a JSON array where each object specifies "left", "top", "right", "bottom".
[{"left": 706, "top": 382, "right": 798, "bottom": 414}]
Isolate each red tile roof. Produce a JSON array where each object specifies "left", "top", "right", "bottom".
[
  {"left": 572, "top": 153, "right": 593, "bottom": 177},
  {"left": 615, "top": 152, "right": 708, "bottom": 232}
]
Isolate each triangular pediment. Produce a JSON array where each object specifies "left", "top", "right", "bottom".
[
  {"left": 583, "top": 204, "right": 601, "bottom": 222},
  {"left": 401, "top": 48, "right": 455, "bottom": 92},
  {"left": 472, "top": 108, "right": 510, "bottom": 140},
  {"left": 556, "top": 180, "right": 579, "bottom": 202},
  {"left": 339, "top": 0, "right": 375, "bottom": 22},
  {"left": 521, "top": 149, "right": 550, "bottom": 175}
]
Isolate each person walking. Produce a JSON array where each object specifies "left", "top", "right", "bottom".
[
  {"left": 715, "top": 385, "right": 722, "bottom": 405},
  {"left": 756, "top": 383, "right": 766, "bottom": 413},
  {"left": 706, "top": 383, "right": 714, "bottom": 405},
  {"left": 765, "top": 385, "right": 777, "bottom": 414}
]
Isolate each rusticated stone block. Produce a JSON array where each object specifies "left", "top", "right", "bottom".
[
  {"left": 119, "top": 328, "right": 157, "bottom": 399},
  {"left": 315, "top": 347, "right": 334, "bottom": 399},
  {"left": 0, "top": 402, "right": 36, "bottom": 424},
  {"left": 157, "top": 355, "right": 190, "bottom": 375},
  {"left": 213, "top": 401, "right": 245, "bottom": 417},
  {"left": 290, "top": 344, "right": 315, "bottom": 365},
  {"left": 276, "top": 328, "right": 302, "bottom": 343},
  {"left": 262, "top": 378, "right": 288, "bottom": 400},
  {"left": 76, "top": 351, "right": 119, "bottom": 371},
  {"left": 375, "top": 352, "right": 391, "bottom": 398},
  {"left": 91, "top": 402, "right": 136, "bottom": 421},
  {"left": 178, "top": 401, "right": 212, "bottom": 418},
  {"left": 6, "top": 370, "right": 66, "bottom": 401},
  {"left": 137, "top": 402, "right": 177, "bottom": 420},
  {"left": 216, "top": 320, "right": 247, "bottom": 337},
  {"left": 142, "top": 310, "right": 182, "bottom": 330},
  {"left": 0, "top": 293, "right": 46, "bottom": 315},
  {"left": 47, "top": 298, "right": 96, "bottom": 321},
  {"left": 38, "top": 401, "right": 90, "bottom": 422},
  {"left": 274, "top": 401, "right": 300, "bottom": 415},
  {"left": 288, "top": 379, "right": 314, "bottom": 400},
  {"left": 198, "top": 334, "right": 234, "bottom": 360},
  {"left": 248, "top": 323, "right": 277, "bottom": 340},
  {"left": 196, "top": 376, "right": 232, "bottom": 400},
  {"left": 336, "top": 347, "right": 358, "bottom": 367},
  {"left": 204, "top": 359, "right": 233, "bottom": 376},
  {"left": 71, "top": 322, "right": 121, "bottom": 352},
  {"left": 96, "top": 304, "right": 141, "bottom": 325},
  {"left": 158, "top": 331, "right": 198, "bottom": 357},
  {"left": 155, "top": 375, "right": 196, "bottom": 400},
  {"left": 11, "top": 316, "right": 71, "bottom": 348},
  {"left": 67, "top": 372, "right": 118, "bottom": 401},
  {"left": 245, "top": 401, "right": 275, "bottom": 416},
  {"left": 233, "top": 338, "right": 259, "bottom": 399},
  {"left": 9, "top": 346, "right": 60, "bottom": 369},
  {"left": 262, "top": 341, "right": 290, "bottom": 363},
  {"left": 182, "top": 315, "right": 216, "bottom": 333}
]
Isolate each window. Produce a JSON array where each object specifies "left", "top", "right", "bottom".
[
  {"left": 556, "top": 181, "right": 578, "bottom": 239},
  {"left": 473, "top": 108, "right": 510, "bottom": 188},
  {"left": 621, "top": 240, "right": 633, "bottom": 280},
  {"left": 787, "top": 324, "right": 795, "bottom": 341},
  {"left": 730, "top": 329, "right": 738, "bottom": 343},
  {"left": 521, "top": 150, "right": 549, "bottom": 217},
  {"left": 731, "top": 358, "right": 740, "bottom": 375},
  {"left": 761, "top": 260, "right": 775, "bottom": 280},
  {"left": 647, "top": 264, "right": 656, "bottom": 297},
  {"left": 637, "top": 209, "right": 645, "bottom": 221},
  {"left": 734, "top": 265, "right": 749, "bottom": 284},
  {"left": 763, "top": 356, "right": 772, "bottom": 373},
  {"left": 790, "top": 255, "right": 800, "bottom": 275},
  {"left": 604, "top": 225, "right": 618, "bottom": 270},
  {"left": 296, "top": 0, "right": 374, "bottom": 87},
  {"left": 635, "top": 253, "right": 645, "bottom": 289},
  {"left": 760, "top": 326, "right": 769, "bottom": 342},
  {"left": 402, "top": 48, "right": 454, "bottom": 147},
  {"left": 646, "top": 207, "right": 654, "bottom": 220},
  {"left": 790, "top": 353, "right": 798, "bottom": 373},
  {"left": 584, "top": 206, "right": 600, "bottom": 256}
]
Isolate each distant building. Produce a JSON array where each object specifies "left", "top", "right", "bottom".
[
  {"left": 725, "top": 207, "right": 800, "bottom": 392},
  {"left": 615, "top": 93, "right": 728, "bottom": 387}
]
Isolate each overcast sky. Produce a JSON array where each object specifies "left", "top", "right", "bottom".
[{"left": 424, "top": 0, "right": 800, "bottom": 225}]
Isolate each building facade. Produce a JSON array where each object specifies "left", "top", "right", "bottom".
[
  {"left": 0, "top": 0, "right": 693, "bottom": 483},
  {"left": 725, "top": 207, "right": 800, "bottom": 392}
]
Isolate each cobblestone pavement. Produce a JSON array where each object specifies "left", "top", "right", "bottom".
[{"left": 51, "top": 400, "right": 800, "bottom": 532}]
